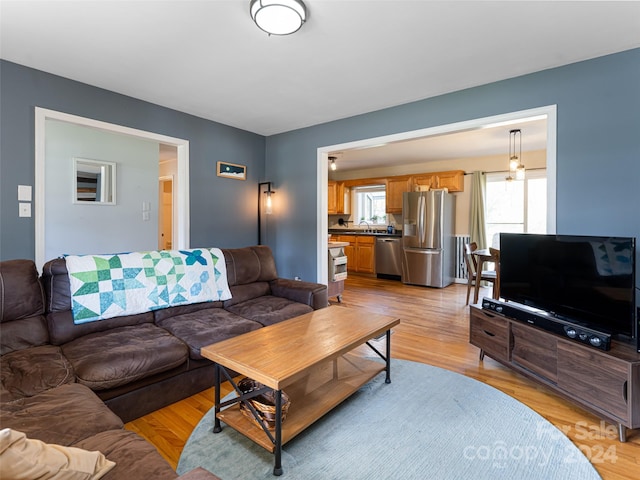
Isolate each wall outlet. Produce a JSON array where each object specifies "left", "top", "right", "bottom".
[{"left": 19, "top": 202, "right": 31, "bottom": 218}]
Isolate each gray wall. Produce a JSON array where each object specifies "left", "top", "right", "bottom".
[
  {"left": 45, "top": 120, "right": 159, "bottom": 259},
  {"left": 266, "top": 49, "right": 640, "bottom": 283},
  {"left": 0, "top": 60, "right": 266, "bottom": 262}
]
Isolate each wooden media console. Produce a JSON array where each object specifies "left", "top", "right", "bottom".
[{"left": 470, "top": 304, "right": 640, "bottom": 442}]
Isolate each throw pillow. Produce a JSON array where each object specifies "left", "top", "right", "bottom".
[{"left": 0, "top": 428, "right": 115, "bottom": 480}]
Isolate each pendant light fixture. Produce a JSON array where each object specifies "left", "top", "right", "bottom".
[
  {"left": 250, "top": 0, "right": 307, "bottom": 36},
  {"left": 506, "top": 129, "right": 526, "bottom": 181},
  {"left": 329, "top": 156, "right": 337, "bottom": 171}
]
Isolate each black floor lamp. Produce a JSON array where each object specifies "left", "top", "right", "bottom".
[{"left": 258, "top": 182, "right": 274, "bottom": 245}]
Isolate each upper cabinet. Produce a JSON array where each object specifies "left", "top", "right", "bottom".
[
  {"left": 435, "top": 170, "right": 465, "bottom": 192},
  {"left": 328, "top": 181, "right": 350, "bottom": 215},
  {"left": 386, "top": 170, "right": 464, "bottom": 214},
  {"left": 413, "top": 170, "right": 464, "bottom": 192},
  {"left": 328, "top": 181, "right": 338, "bottom": 214},
  {"left": 385, "top": 176, "right": 412, "bottom": 214},
  {"left": 335, "top": 169, "right": 464, "bottom": 216}
]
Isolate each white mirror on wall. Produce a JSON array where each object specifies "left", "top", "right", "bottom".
[{"left": 73, "top": 158, "right": 116, "bottom": 204}]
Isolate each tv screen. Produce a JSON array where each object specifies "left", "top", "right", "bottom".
[{"left": 499, "top": 233, "right": 637, "bottom": 339}]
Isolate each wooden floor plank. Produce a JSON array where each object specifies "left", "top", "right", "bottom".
[{"left": 126, "top": 275, "right": 639, "bottom": 477}]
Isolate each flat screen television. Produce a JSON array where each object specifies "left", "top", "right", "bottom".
[{"left": 499, "top": 233, "right": 637, "bottom": 342}]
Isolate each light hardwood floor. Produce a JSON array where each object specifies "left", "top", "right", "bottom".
[{"left": 126, "top": 275, "right": 639, "bottom": 479}]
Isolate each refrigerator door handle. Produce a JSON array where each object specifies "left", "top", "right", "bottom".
[
  {"left": 404, "top": 248, "right": 440, "bottom": 255},
  {"left": 417, "top": 194, "right": 424, "bottom": 247}
]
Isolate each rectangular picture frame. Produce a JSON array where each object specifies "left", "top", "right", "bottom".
[{"left": 217, "top": 161, "right": 246, "bottom": 181}]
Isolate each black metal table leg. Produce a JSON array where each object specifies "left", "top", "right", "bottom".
[
  {"left": 213, "top": 363, "right": 222, "bottom": 433},
  {"left": 385, "top": 329, "right": 392, "bottom": 383},
  {"left": 273, "top": 389, "right": 283, "bottom": 476}
]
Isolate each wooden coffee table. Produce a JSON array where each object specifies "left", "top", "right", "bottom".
[{"left": 200, "top": 306, "right": 400, "bottom": 476}]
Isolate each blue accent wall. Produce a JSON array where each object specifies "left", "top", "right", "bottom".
[
  {"left": 0, "top": 60, "right": 266, "bottom": 261},
  {"left": 266, "top": 49, "right": 640, "bottom": 282},
  {"left": 2, "top": 50, "right": 639, "bottom": 286}
]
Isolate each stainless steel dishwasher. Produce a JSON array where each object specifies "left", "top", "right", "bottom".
[{"left": 375, "top": 236, "right": 402, "bottom": 280}]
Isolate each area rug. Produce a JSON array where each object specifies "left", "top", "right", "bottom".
[{"left": 177, "top": 359, "right": 601, "bottom": 479}]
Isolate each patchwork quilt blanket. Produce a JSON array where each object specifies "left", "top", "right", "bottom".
[{"left": 65, "top": 248, "right": 232, "bottom": 324}]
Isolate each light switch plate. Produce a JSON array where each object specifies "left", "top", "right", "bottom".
[{"left": 18, "top": 185, "right": 32, "bottom": 201}]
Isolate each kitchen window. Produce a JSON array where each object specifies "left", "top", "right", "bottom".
[
  {"left": 353, "top": 185, "right": 386, "bottom": 225},
  {"left": 485, "top": 170, "right": 547, "bottom": 246}
]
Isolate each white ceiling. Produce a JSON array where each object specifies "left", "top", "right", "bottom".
[
  {"left": 2, "top": 0, "right": 639, "bottom": 141},
  {"left": 330, "top": 116, "right": 548, "bottom": 171},
  {"left": 0, "top": 0, "right": 640, "bottom": 135}
]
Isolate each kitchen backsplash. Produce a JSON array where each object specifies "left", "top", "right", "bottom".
[{"left": 328, "top": 213, "right": 402, "bottom": 230}]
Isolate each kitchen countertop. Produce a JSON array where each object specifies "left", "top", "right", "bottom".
[
  {"left": 328, "top": 241, "right": 350, "bottom": 248},
  {"left": 328, "top": 229, "right": 402, "bottom": 238}
]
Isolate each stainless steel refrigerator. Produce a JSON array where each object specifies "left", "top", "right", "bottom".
[{"left": 401, "top": 190, "right": 456, "bottom": 288}]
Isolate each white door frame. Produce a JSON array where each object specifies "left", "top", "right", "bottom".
[
  {"left": 34, "top": 107, "right": 190, "bottom": 269},
  {"left": 316, "top": 105, "right": 557, "bottom": 284}
]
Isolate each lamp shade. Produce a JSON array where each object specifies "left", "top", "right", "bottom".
[{"left": 250, "top": 0, "right": 306, "bottom": 35}]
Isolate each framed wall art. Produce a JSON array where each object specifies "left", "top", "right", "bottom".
[{"left": 217, "top": 161, "right": 246, "bottom": 180}]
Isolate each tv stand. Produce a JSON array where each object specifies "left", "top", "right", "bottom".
[{"left": 470, "top": 304, "right": 640, "bottom": 442}]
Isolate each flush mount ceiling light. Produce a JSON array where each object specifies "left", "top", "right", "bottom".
[{"left": 250, "top": 0, "right": 307, "bottom": 36}]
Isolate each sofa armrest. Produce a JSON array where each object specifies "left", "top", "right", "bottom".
[
  {"left": 178, "top": 467, "right": 222, "bottom": 480},
  {"left": 270, "top": 278, "right": 328, "bottom": 310}
]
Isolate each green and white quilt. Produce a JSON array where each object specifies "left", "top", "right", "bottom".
[{"left": 65, "top": 248, "right": 232, "bottom": 324}]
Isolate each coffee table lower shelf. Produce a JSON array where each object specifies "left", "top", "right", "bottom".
[{"left": 216, "top": 354, "right": 386, "bottom": 452}]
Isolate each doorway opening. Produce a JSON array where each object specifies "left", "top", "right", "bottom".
[
  {"left": 316, "top": 105, "right": 557, "bottom": 284},
  {"left": 35, "top": 107, "right": 190, "bottom": 269}
]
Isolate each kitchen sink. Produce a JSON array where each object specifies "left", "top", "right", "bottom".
[{"left": 332, "top": 230, "right": 397, "bottom": 236}]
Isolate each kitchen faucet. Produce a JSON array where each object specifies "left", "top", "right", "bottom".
[{"left": 358, "top": 220, "right": 371, "bottom": 232}]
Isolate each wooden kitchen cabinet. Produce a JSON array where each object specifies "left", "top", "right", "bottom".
[
  {"left": 385, "top": 176, "right": 412, "bottom": 214},
  {"left": 436, "top": 170, "right": 465, "bottom": 192},
  {"left": 469, "top": 305, "right": 640, "bottom": 441},
  {"left": 335, "top": 235, "right": 374, "bottom": 274},
  {"left": 335, "top": 236, "right": 355, "bottom": 271},
  {"left": 412, "top": 170, "right": 464, "bottom": 192},
  {"left": 355, "top": 236, "right": 375, "bottom": 274},
  {"left": 328, "top": 181, "right": 350, "bottom": 214},
  {"left": 328, "top": 181, "right": 338, "bottom": 214},
  {"left": 412, "top": 174, "right": 435, "bottom": 190}
]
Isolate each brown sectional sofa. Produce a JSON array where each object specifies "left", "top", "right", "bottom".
[{"left": 1, "top": 246, "right": 328, "bottom": 479}]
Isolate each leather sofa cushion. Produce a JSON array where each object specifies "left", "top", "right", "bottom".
[
  {"left": 222, "top": 246, "right": 278, "bottom": 286},
  {"left": 156, "top": 309, "right": 262, "bottom": 360},
  {"left": 0, "top": 260, "right": 44, "bottom": 322},
  {"left": 41, "top": 258, "right": 72, "bottom": 313},
  {"left": 0, "top": 315, "right": 50, "bottom": 356},
  {"left": 225, "top": 296, "right": 313, "bottom": 327},
  {"left": 223, "top": 282, "right": 271, "bottom": 308},
  {"left": 0, "top": 260, "right": 49, "bottom": 355},
  {"left": 0, "top": 383, "right": 123, "bottom": 446},
  {"left": 61, "top": 324, "right": 188, "bottom": 390},
  {"left": 270, "top": 278, "right": 328, "bottom": 311},
  {"left": 1, "top": 345, "right": 74, "bottom": 402},
  {"left": 47, "top": 310, "right": 155, "bottom": 346},
  {"left": 153, "top": 301, "right": 223, "bottom": 324},
  {"left": 73, "top": 429, "right": 178, "bottom": 480}
]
